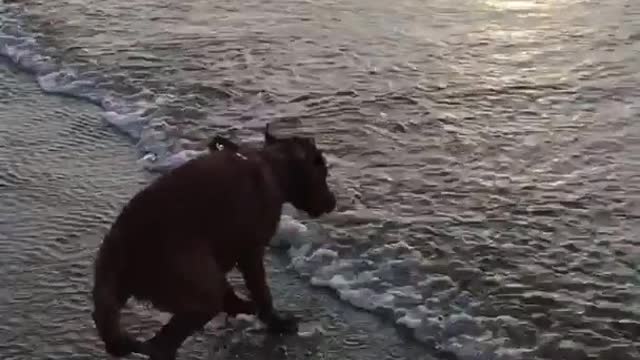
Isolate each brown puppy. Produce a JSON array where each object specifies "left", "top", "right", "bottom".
[{"left": 91, "top": 124, "right": 336, "bottom": 360}]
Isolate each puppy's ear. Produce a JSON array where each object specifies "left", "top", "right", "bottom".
[{"left": 264, "top": 123, "right": 278, "bottom": 145}]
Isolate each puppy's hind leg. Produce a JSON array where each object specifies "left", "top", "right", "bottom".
[
  {"left": 140, "top": 249, "right": 225, "bottom": 360},
  {"left": 142, "top": 313, "right": 214, "bottom": 360}
]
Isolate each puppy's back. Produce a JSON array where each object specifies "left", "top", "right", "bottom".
[{"left": 110, "top": 150, "right": 279, "bottom": 248}]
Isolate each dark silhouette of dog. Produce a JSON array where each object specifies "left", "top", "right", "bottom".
[{"left": 91, "top": 124, "right": 337, "bottom": 360}]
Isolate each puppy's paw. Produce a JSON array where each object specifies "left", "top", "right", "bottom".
[
  {"left": 224, "top": 297, "right": 257, "bottom": 316},
  {"left": 139, "top": 339, "right": 178, "bottom": 360},
  {"left": 265, "top": 311, "right": 299, "bottom": 334}
]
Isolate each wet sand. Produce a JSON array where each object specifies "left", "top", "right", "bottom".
[{"left": 0, "top": 61, "right": 434, "bottom": 359}]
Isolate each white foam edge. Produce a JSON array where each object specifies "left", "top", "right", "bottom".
[
  {"left": 270, "top": 215, "right": 532, "bottom": 360},
  {"left": 0, "top": 21, "right": 184, "bottom": 166}
]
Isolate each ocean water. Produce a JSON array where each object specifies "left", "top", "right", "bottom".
[{"left": 1, "top": 0, "right": 639, "bottom": 359}]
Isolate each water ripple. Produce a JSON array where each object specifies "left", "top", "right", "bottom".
[{"left": 2, "top": 0, "right": 640, "bottom": 359}]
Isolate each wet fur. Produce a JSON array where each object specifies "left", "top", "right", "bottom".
[{"left": 91, "top": 127, "right": 336, "bottom": 359}]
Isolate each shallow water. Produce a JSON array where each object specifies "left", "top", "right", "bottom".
[
  {"left": 0, "top": 60, "right": 150, "bottom": 358},
  {"left": 1, "top": 0, "right": 640, "bottom": 359},
  {"left": 0, "top": 62, "right": 434, "bottom": 360}
]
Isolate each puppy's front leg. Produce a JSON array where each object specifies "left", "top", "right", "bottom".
[
  {"left": 237, "top": 248, "right": 298, "bottom": 334},
  {"left": 223, "top": 280, "right": 256, "bottom": 316}
]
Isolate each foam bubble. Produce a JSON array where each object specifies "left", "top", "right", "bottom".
[
  {"left": 37, "top": 69, "right": 105, "bottom": 104},
  {"left": 270, "top": 215, "right": 310, "bottom": 249},
  {"left": 0, "top": 34, "right": 57, "bottom": 75},
  {"left": 397, "top": 305, "right": 428, "bottom": 328}
]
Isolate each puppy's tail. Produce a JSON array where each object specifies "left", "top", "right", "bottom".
[{"left": 91, "top": 229, "right": 141, "bottom": 357}]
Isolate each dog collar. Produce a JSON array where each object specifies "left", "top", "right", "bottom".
[{"left": 215, "top": 143, "right": 247, "bottom": 160}]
